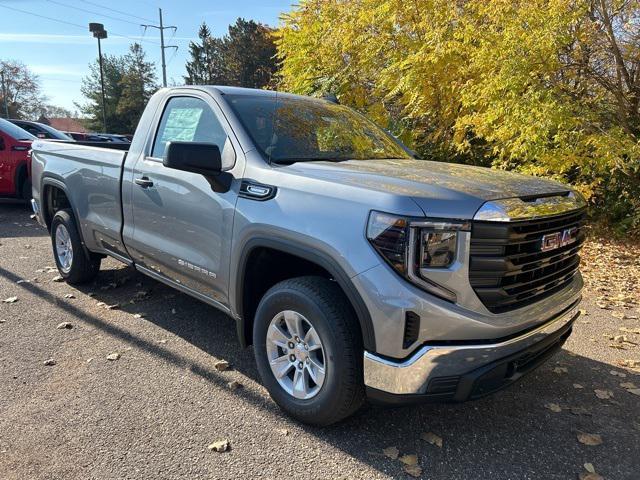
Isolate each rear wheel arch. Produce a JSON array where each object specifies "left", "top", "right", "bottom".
[
  {"left": 42, "top": 179, "right": 73, "bottom": 231},
  {"left": 235, "top": 237, "right": 376, "bottom": 352}
]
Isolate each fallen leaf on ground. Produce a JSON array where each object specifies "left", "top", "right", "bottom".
[
  {"left": 403, "top": 464, "right": 422, "bottom": 477},
  {"left": 579, "top": 473, "right": 603, "bottom": 480},
  {"left": 420, "top": 431, "right": 443, "bottom": 447},
  {"left": 208, "top": 439, "right": 229, "bottom": 452},
  {"left": 544, "top": 402, "right": 562, "bottom": 413},
  {"left": 577, "top": 433, "right": 603, "bottom": 446},
  {"left": 64, "top": 294, "right": 75, "bottom": 299},
  {"left": 52, "top": 275, "right": 63, "bottom": 282},
  {"left": 106, "top": 304, "right": 120, "bottom": 310},
  {"left": 399, "top": 454, "right": 418, "bottom": 466},
  {"left": 133, "top": 313, "right": 143, "bottom": 319},
  {"left": 620, "top": 382, "right": 637, "bottom": 389},
  {"left": 584, "top": 463, "right": 595, "bottom": 473},
  {"left": 609, "top": 370, "right": 627, "bottom": 377},
  {"left": 594, "top": 389, "right": 613, "bottom": 400},
  {"left": 16, "top": 279, "right": 30, "bottom": 284},
  {"left": 227, "top": 381, "right": 242, "bottom": 391},
  {"left": 382, "top": 446, "right": 399, "bottom": 460},
  {"left": 618, "top": 359, "right": 640, "bottom": 368},
  {"left": 553, "top": 366, "right": 568, "bottom": 374},
  {"left": 106, "top": 353, "right": 120, "bottom": 361},
  {"left": 214, "top": 360, "right": 230, "bottom": 371},
  {"left": 626, "top": 388, "right": 640, "bottom": 396},
  {"left": 620, "top": 327, "right": 640, "bottom": 334},
  {"left": 573, "top": 383, "right": 584, "bottom": 389},
  {"left": 3, "top": 296, "right": 18, "bottom": 303},
  {"left": 56, "top": 322, "right": 72, "bottom": 329},
  {"left": 43, "top": 358, "right": 56, "bottom": 366}
]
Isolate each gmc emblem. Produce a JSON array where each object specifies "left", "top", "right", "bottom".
[{"left": 540, "top": 227, "right": 578, "bottom": 252}]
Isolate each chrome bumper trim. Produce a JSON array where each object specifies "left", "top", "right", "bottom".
[
  {"left": 363, "top": 303, "right": 579, "bottom": 395},
  {"left": 30, "top": 199, "right": 43, "bottom": 226}
]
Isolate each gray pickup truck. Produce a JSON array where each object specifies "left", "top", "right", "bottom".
[{"left": 31, "top": 86, "right": 585, "bottom": 425}]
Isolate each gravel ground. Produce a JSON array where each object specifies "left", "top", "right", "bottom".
[{"left": 1, "top": 201, "right": 639, "bottom": 480}]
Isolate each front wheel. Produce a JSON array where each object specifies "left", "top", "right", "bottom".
[
  {"left": 51, "top": 209, "right": 101, "bottom": 284},
  {"left": 253, "top": 276, "right": 364, "bottom": 426}
]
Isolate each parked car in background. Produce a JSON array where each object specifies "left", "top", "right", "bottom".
[
  {"left": 96, "top": 133, "right": 131, "bottom": 143},
  {"left": 0, "top": 118, "right": 35, "bottom": 199},
  {"left": 9, "top": 120, "right": 73, "bottom": 141},
  {"left": 63, "top": 132, "right": 105, "bottom": 142}
]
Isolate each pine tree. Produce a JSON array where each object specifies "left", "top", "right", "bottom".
[
  {"left": 184, "top": 23, "right": 213, "bottom": 85},
  {"left": 78, "top": 43, "right": 157, "bottom": 133},
  {"left": 183, "top": 19, "right": 277, "bottom": 88},
  {"left": 118, "top": 43, "right": 158, "bottom": 131}
]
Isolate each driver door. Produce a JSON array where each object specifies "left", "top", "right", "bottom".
[{"left": 126, "top": 94, "right": 242, "bottom": 307}]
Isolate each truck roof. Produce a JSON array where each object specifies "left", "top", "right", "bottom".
[{"left": 176, "top": 85, "right": 330, "bottom": 103}]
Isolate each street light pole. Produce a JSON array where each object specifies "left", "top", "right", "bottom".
[{"left": 89, "top": 23, "right": 108, "bottom": 133}]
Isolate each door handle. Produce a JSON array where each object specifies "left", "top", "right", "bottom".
[{"left": 134, "top": 176, "right": 154, "bottom": 188}]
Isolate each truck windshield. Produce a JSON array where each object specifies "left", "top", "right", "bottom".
[{"left": 225, "top": 94, "right": 411, "bottom": 163}]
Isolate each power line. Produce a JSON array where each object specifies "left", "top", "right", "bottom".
[
  {"left": 80, "top": 0, "right": 155, "bottom": 23},
  {"left": 46, "top": 0, "right": 143, "bottom": 27},
  {"left": 0, "top": 3, "right": 159, "bottom": 47},
  {"left": 0, "top": 4, "right": 86, "bottom": 30}
]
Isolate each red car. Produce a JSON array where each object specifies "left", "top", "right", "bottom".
[{"left": 0, "top": 118, "right": 34, "bottom": 199}]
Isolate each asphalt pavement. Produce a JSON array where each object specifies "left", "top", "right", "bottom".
[{"left": 1, "top": 201, "right": 639, "bottom": 480}]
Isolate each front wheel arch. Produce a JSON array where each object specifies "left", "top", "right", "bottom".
[{"left": 235, "top": 237, "right": 376, "bottom": 352}]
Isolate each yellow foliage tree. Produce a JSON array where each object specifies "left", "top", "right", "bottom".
[{"left": 277, "top": 0, "right": 640, "bottom": 231}]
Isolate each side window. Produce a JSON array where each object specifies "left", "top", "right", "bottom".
[{"left": 151, "top": 96, "right": 228, "bottom": 159}]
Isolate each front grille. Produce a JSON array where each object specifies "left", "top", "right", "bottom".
[{"left": 469, "top": 208, "right": 586, "bottom": 313}]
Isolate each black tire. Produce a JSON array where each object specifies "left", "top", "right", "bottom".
[
  {"left": 51, "top": 209, "right": 101, "bottom": 284},
  {"left": 253, "top": 276, "right": 365, "bottom": 426},
  {"left": 20, "top": 177, "right": 32, "bottom": 200}
]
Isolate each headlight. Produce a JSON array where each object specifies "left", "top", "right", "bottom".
[
  {"left": 367, "top": 211, "right": 469, "bottom": 301},
  {"left": 420, "top": 230, "right": 457, "bottom": 268},
  {"left": 366, "top": 211, "right": 409, "bottom": 275}
]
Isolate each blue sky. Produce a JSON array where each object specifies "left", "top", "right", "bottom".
[{"left": 0, "top": 0, "right": 292, "bottom": 113}]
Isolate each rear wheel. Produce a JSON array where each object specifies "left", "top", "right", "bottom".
[
  {"left": 51, "top": 209, "right": 101, "bottom": 284},
  {"left": 253, "top": 276, "right": 364, "bottom": 426}
]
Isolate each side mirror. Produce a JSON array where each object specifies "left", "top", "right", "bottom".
[{"left": 163, "top": 141, "right": 222, "bottom": 176}]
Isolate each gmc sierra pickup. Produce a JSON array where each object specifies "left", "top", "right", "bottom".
[{"left": 31, "top": 86, "right": 585, "bottom": 425}]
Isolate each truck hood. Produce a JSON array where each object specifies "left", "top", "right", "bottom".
[{"left": 280, "top": 158, "right": 571, "bottom": 219}]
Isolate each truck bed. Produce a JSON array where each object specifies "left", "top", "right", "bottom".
[{"left": 31, "top": 139, "right": 129, "bottom": 259}]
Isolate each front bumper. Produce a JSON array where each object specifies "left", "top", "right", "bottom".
[{"left": 364, "top": 301, "right": 578, "bottom": 403}]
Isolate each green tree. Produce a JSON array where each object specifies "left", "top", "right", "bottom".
[
  {"left": 117, "top": 43, "right": 158, "bottom": 131},
  {"left": 277, "top": 0, "right": 640, "bottom": 231},
  {"left": 184, "top": 18, "right": 277, "bottom": 88},
  {"left": 79, "top": 43, "right": 157, "bottom": 133},
  {"left": 0, "top": 59, "right": 47, "bottom": 119}
]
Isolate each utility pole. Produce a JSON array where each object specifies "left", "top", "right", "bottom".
[
  {"left": 0, "top": 70, "right": 9, "bottom": 118},
  {"left": 142, "top": 8, "right": 177, "bottom": 87},
  {"left": 89, "top": 23, "right": 108, "bottom": 133}
]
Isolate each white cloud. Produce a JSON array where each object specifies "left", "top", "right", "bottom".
[{"left": 31, "top": 64, "right": 85, "bottom": 76}]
